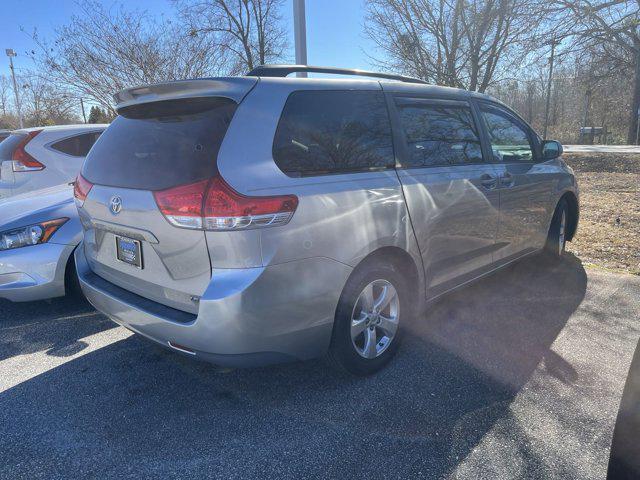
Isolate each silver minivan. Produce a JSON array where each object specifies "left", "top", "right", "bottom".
[{"left": 74, "top": 66, "right": 579, "bottom": 375}]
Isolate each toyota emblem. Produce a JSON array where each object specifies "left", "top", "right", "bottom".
[{"left": 109, "top": 196, "right": 123, "bottom": 215}]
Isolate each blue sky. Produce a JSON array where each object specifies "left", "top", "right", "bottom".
[{"left": 1, "top": 0, "right": 377, "bottom": 75}]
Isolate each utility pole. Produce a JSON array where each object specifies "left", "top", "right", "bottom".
[
  {"left": 293, "top": 0, "right": 307, "bottom": 77},
  {"left": 80, "top": 98, "right": 87, "bottom": 123},
  {"left": 581, "top": 88, "right": 592, "bottom": 144},
  {"left": 542, "top": 39, "right": 558, "bottom": 141},
  {"left": 5, "top": 49, "right": 24, "bottom": 129},
  {"left": 582, "top": 90, "right": 591, "bottom": 127}
]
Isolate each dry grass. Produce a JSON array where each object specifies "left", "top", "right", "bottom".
[{"left": 563, "top": 153, "right": 640, "bottom": 275}]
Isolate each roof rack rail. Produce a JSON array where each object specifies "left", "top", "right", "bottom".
[{"left": 246, "top": 64, "right": 428, "bottom": 85}]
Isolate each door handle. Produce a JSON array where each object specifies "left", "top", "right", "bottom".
[
  {"left": 479, "top": 173, "right": 497, "bottom": 190},
  {"left": 500, "top": 172, "right": 515, "bottom": 188}
]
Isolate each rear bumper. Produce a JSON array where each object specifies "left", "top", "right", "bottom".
[
  {"left": 75, "top": 244, "right": 352, "bottom": 367},
  {"left": 0, "top": 243, "right": 74, "bottom": 302}
]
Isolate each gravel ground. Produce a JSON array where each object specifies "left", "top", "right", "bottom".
[{"left": 1, "top": 255, "right": 639, "bottom": 479}]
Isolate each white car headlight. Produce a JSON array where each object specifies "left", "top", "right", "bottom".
[{"left": 0, "top": 218, "right": 68, "bottom": 251}]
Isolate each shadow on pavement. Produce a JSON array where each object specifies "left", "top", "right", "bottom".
[
  {"left": 0, "top": 254, "right": 587, "bottom": 479},
  {"left": 417, "top": 252, "right": 587, "bottom": 391},
  {"left": 0, "top": 293, "right": 115, "bottom": 362}
]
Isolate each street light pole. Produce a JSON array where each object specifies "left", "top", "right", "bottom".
[
  {"left": 80, "top": 98, "right": 87, "bottom": 123},
  {"left": 293, "top": 0, "right": 307, "bottom": 77},
  {"left": 5, "top": 49, "right": 24, "bottom": 129},
  {"left": 542, "top": 39, "right": 558, "bottom": 141}
]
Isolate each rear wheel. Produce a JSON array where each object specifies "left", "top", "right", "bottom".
[
  {"left": 327, "top": 263, "right": 407, "bottom": 375},
  {"left": 544, "top": 199, "right": 568, "bottom": 261}
]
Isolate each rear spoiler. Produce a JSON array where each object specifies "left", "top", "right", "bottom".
[{"left": 113, "top": 77, "right": 258, "bottom": 113}]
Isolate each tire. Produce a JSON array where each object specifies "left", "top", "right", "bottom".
[
  {"left": 544, "top": 198, "right": 569, "bottom": 262},
  {"left": 327, "top": 262, "right": 408, "bottom": 375}
]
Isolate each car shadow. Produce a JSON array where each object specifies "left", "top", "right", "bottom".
[
  {"left": 0, "top": 293, "right": 116, "bottom": 362},
  {"left": 415, "top": 252, "right": 587, "bottom": 391},
  {"left": 0, "top": 254, "right": 587, "bottom": 479}
]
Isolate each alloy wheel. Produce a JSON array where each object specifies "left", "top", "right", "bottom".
[{"left": 350, "top": 279, "right": 399, "bottom": 359}]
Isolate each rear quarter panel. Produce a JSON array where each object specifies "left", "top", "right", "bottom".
[{"left": 217, "top": 78, "right": 424, "bottom": 276}]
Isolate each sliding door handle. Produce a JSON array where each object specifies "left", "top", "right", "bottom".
[
  {"left": 500, "top": 172, "right": 515, "bottom": 187},
  {"left": 480, "top": 173, "right": 498, "bottom": 190}
]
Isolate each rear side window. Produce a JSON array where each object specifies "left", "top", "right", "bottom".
[
  {"left": 0, "top": 133, "right": 25, "bottom": 160},
  {"left": 50, "top": 132, "right": 102, "bottom": 157},
  {"left": 272, "top": 90, "right": 394, "bottom": 177},
  {"left": 82, "top": 97, "right": 237, "bottom": 190},
  {"left": 396, "top": 100, "right": 483, "bottom": 167}
]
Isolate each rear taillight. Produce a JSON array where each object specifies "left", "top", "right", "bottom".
[
  {"left": 12, "top": 130, "right": 45, "bottom": 172},
  {"left": 73, "top": 174, "right": 94, "bottom": 204},
  {"left": 203, "top": 177, "right": 298, "bottom": 230},
  {"left": 153, "top": 179, "right": 209, "bottom": 229},
  {"left": 154, "top": 176, "right": 298, "bottom": 231}
]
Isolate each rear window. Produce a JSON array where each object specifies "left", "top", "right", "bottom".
[
  {"left": 50, "top": 132, "right": 103, "bottom": 157},
  {"left": 272, "top": 90, "right": 394, "bottom": 177},
  {"left": 82, "top": 97, "right": 237, "bottom": 191},
  {"left": 0, "top": 133, "right": 25, "bottom": 160}
]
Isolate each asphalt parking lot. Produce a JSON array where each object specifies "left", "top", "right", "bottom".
[{"left": 1, "top": 254, "right": 639, "bottom": 479}]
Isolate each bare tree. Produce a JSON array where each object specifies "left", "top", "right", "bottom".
[
  {"left": 19, "top": 72, "right": 80, "bottom": 126},
  {"left": 0, "top": 76, "right": 10, "bottom": 117},
  {"left": 365, "top": 0, "right": 545, "bottom": 92},
  {"left": 176, "top": 0, "right": 288, "bottom": 74},
  {"left": 551, "top": 0, "right": 640, "bottom": 143},
  {"left": 488, "top": 49, "right": 633, "bottom": 144},
  {"left": 30, "top": 1, "right": 229, "bottom": 113},
  {"left": 0, "top": 75, "right": 18, "bottom": 128}
]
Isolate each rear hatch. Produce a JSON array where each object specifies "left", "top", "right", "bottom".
[{"left": 78, "top": 81, "right": 254, "bottom": 314}]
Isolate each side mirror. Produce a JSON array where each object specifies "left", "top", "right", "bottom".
[{"left": 542, "top": 140, "right": 563, "bottom": 160}]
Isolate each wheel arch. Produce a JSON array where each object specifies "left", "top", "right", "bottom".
[
  {"left": 351, "top": 246, "right": 423, "bottom": 314},
  {"left": 327, "top": 246, "right": 422, "bottom": 373}
]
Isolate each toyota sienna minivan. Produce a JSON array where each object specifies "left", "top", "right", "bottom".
[{"left": 74, "top": 65, "right": 579, "bottom": 375}]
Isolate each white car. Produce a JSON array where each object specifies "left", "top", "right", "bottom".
[{"left": 0, "top": 124, "right": 107, "bottom": 200}]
